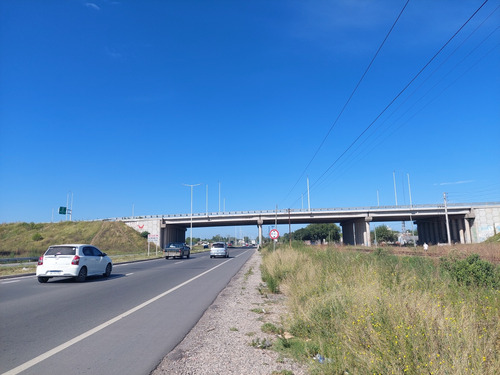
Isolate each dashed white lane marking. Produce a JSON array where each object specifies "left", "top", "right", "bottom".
[
  {"left": 1, "top": 280, "right": 20, "bottom": 284},
  {"left": 2, "top": 257, "right": 235, "bottom": 375}
]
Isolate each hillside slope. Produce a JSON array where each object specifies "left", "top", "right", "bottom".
[{"left": 0, "top": 221, "right": 148, "bottom": 258}]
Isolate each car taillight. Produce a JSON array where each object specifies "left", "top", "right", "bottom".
[
  {"left": 71, "top": 255, "right": 80, "bottom": 265},
  {"left": 38, "top": 256, "right": 43, "bottom": 265}
]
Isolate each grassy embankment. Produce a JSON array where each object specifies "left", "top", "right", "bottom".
[
  {"left": 0, "top": 221, "right": 171, "bottom": 276},
  {"left": 261, "top": 240, "right": 500, "bottom": 374}
]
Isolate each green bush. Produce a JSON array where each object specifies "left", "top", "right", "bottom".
[
  {"left": 140, "top": 231, "right": 150, "bottom": 238},
  {"left": 32, "top": 233, "right": 43, "bottom": 241},
  {"left": 261, "top": 322, "right": 283, "bottom": 335},
  {"left": 440, "top": 253, "right": 499, "bottom": 288},
  {"left": 22, "top": 222, "right": 44, "bottom": 231},
  {"left": 260, "top": 265, "right": 280, "bottom": 293}
]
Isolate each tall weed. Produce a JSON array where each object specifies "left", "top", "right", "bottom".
[{"left": 263, "top": 245, "right": 500, "bottom": 374}]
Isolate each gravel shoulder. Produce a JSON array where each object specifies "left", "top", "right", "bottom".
[{"left": 152, "top": 250, "right": 307, "bottom": 375}]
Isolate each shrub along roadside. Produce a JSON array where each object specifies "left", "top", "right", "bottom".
[
  {"left": 440, "top": 253, "right": 499, "bottom": 288},
  {"left": 261, "top": 243, "right": 500, "bottom": 374}
]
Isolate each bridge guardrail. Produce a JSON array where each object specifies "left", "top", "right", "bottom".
[{"left": 101, "top": 202, "right": 499, "bottom": 222}]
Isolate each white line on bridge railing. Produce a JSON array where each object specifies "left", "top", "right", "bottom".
[{"left": 103, "top": 202, "right": 500, "bottom": 222}]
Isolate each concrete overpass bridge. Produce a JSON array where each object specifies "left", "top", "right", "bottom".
[{"left": 115, "top": 202, "right": 500, "bottom": 248}]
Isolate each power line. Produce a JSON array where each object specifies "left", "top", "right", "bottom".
[
  {"left": 314, "top": 24, "right": 500, "bottom": 195},
  {"left": 280, "top": 0, "right": 412, "bottom": 206},
  {"left": 300, "top": 0, "right": 491, "bottom": 204}
]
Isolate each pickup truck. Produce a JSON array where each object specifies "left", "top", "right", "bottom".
[{"left": 164, "top": 242, "right": 191, "bottom": 259}]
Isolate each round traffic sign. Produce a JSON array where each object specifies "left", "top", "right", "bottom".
[{"left": 269, "top": 229, "right": 280, "bottom": 239}]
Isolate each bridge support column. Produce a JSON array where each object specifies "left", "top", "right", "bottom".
[
  {"left": 416, "top": 216, "right": 473, "bottom": 245},
  {"left": 416, "top": 220, "right": 435, "bottom": 245},
  {"left": 257, "top": 217, "right": 263, "bottom": 246},
  {"left": 160, "top": 223, "right": 187, "bottom": 248},
  {"left": 464, "top": 218, "right": 472, "bottom": 244},
  {"left": 364, "top": 217, "right": 372, "bottom": 247},
  {"left": 341, "top": 221, "right": 355, "bottom": 245},
  {"left": 341, "top": 218, "right": 371, "bottom": 246}
]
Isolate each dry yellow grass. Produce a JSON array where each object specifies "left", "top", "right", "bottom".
[{"left": 261, "top": 244, "right": 500, "bottom": 374}]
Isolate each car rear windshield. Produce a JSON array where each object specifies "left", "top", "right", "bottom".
[
  {"left": 167, "top": 243, "right": 183, "bottom": 248},
  {"left": 45, "top": 246, "right": 76, "bottom": 256},
  {"left": 212, "top": 243, "right": 225, "bottom": 248}
]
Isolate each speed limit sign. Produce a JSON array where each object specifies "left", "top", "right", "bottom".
[{"left": 269, "top": 229, "right": 279, "bottom": 239}]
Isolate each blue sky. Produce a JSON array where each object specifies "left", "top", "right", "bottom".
[{"left": 1, "top": 0, "right": 499, "bottom": 238}]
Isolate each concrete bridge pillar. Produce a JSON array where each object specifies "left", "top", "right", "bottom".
[
  {"left": 458, "top": 218, "right": 465, "bottom": 244},
  {"left": 464, "top": 218, "right": 472, "bottom": 244},
  {"left": 160, "top": 223, "right": 187, "bottom": 248},
  {"left": 451, "top": 217, "right": 459, "bottom": 244},
  {"left": 416, "top": 220, "right": 441, "bottom": 245},
  {"left": 424, "top": 222, "right": 432, "bottom": 244},
  {"left": 341, "top": 217, "right": 371, "bottom": 246},
  {"left": 257, "top": 217, "right": 263, "bottom": 246},
  {"left": 354, "top": 220, "right": 364, "bottom": 245},
  {"left": 416, "top": 216, "right": 473, "bottom": 245},
  {"left": 341, "top": 221, "right": 355, "bottom": 245},
  {"left": 433, "top": 221, "right": 440, "bottom": 244}
]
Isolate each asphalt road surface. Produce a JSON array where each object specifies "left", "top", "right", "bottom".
[{"left": 0, "top": 247, "right": 255, "bottom": 375}]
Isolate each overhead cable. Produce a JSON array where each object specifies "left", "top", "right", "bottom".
[
  {"left": 302, "top": 0, "right": 491, "bottom": 203},
  {"left": 280, "top": 0, "right": 412, "bottom": 206}
]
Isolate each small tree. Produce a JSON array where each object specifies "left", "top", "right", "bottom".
[
  {"left": 140, "top": 231, "right": 149, "bottom": 238},
  {"left": 374, "top": 225, "right": 397, "bottom": 243},
  {"left": 292, "top": 223, "right": 341, "bottom": 242},
  {"left": 211, "top": 234, "right": 224, "bottom": 242}
]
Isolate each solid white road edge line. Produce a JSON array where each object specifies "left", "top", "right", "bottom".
[{"left": 2, "top": 255, "right": 244, "bottom": 375}]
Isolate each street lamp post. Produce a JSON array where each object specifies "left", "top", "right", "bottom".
[{"left": 184, "top": 183, "right": 200, "bottom": 250}]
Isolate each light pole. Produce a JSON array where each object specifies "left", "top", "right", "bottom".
[
  {"left": 444, "top": 192, "right": 451, "bottom": 245},
  {"left": 184, "top": 183, "right": 200, "bottom": 249}
]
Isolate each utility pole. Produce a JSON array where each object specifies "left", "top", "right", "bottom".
[
  {"left": 184, "top": 183, "right": 200, "bottom": 250},
  {"left": 393, "top": 171, "right": 398, "bottom": 206},
  {"left": 70, "top": 192, "right": 73, "bottom": 221},
  {"left": 288, "top": 208, "right": 292, "bottom": 247},
  {"left": 408, "top": 174, "right": 416, "bottom": 247},
  {"left": 65, "top": 191, "right": 73, "bottom": 221},
  {"left": 274, "top": 205, "right": 278, "bottom": 251},
  {"left": 307, "top": 177, "right": 311, "bottom": 212},
  {"left": 444, "top": 192, "right": 451, "bottom": 245}
]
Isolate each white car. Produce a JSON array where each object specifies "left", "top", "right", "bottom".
[
  {"left": 210, "top": 242, "right": 229, "bottom": 258},
  {"left": 36, "top": 244, "right": 112, "bottom": 283}
]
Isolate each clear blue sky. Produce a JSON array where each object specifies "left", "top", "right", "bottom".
[{"left": 1, "top": 0, "right": 499, "bottom": 239}]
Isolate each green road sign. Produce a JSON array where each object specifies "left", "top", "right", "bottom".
[{"left": 59, "top": 206, "right": 67, "bottom": 215}]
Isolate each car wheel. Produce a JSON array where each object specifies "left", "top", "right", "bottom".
[
  {"left": 75, "top": 267, "right": 87, "bottom": 282},
  {"left": 38, "top": 276, "right": 49, "bottom": 283},
  {"left": 187, "top": 251, "right": 190, "bottom": 259},
  {"left": 103, "top": 263, "right": 112, "bottom": 277}
]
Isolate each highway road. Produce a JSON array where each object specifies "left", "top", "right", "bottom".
[{"left": 0, "top": 247, "right": 255, "bottom": 375}]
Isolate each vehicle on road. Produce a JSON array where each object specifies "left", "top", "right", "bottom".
[
  {"left": 210, "top": 242, "right": 229, "bottom": 258},
  {"left": 36, "top": 244, "right": 112, "bottom": 283},
  {"left": 164, "top": 242, "right": 191, "bottom": 259}
]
